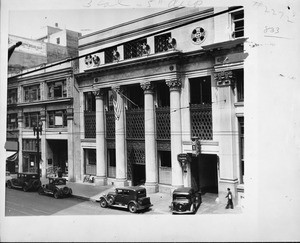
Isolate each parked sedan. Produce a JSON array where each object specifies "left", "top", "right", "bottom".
[
  {"left": 6, "top": 172, "right": 41, "bottom": 191},
  {"left": 97, "top": 186, "right": 152, "bottom": 213},
  {"left": 38, "top": 177, "right": 72, "bottom": 199},
  {"left": 170, "top": 187, "right": 202, "bottom": 214}
]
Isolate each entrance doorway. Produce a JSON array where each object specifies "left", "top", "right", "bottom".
[
  {"left": 132, "top": 164, "right": 145, "bottom": 186},
  {"left": 47, "top": 140, "right": 68, "bottom": 174},
  {"left": 191, "top": 154, "right": 218, "bottom": 193}
]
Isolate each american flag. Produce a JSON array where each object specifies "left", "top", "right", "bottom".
[{"left": 111, "top": 89, "right": 122, "bottom": 120}]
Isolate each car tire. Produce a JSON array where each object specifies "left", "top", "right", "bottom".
[
  {"left": 107, "top": 195, "right": 114, "bottom": 206},
  {"left": 128, "top": 203, "right": 137, "bottom": 213},
  {"left": 69, "top": 188, "right": 73, "bottom": 196},
  {"left": 54, "top": 190, "right": 59, "bottom": 199},
  {"left": 22, "top": 184, "right": 28, "bottom": 192},
  {"left": 38, "top": 187, "right": 44, "bottom": 195},
  {"left": 7, "top": 181, "right": 12, "bottom": 189},
  {"left": 32, "top": 180, "right": 40, "bottom": 190},
  {"left": 100, "top": 198, "right": 108, "bottom": 208}
]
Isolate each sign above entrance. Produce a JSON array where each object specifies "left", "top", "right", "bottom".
[{"left": 177, "top": 153, "right": 191, "bottom": 163}]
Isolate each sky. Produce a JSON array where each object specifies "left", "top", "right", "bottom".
[{"left": 8, "top": 8, "right": 166, "bottom": 39}]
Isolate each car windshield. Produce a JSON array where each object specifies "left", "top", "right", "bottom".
[
  {"left": 173, "top": 195, "right": 190, "bottom": 202},
  {"left": 137, "top": 190, "right": 146, "bottom": 198}
]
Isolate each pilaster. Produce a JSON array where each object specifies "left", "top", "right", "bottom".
[{"left": 214, "top": 70, "right": 239, "bottom": 199}]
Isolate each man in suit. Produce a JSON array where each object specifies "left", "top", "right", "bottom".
[{"left": 225, "top": 188, "right": 234, "bottom": 209}]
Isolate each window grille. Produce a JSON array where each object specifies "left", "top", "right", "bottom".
[
  {"left": 126, "top": 108, "right": 144, "bottom": 139},
  {"left": 154, "top": 33, "right": 171, "bottom": 53},
  {"left": 104, "top": 46, "right": 118, "bottom": 64},
  {"left": 156, "top": 107, "right": 170, "bottom": 140},
  {"left": 84, "top": 111, "right": 96, "bottom": 138},
  {"left": 105, "top": 110, "right": 115, "bottom": 139},
  {"left": 232, "top": 10, "right": 244, "bottom": 38},
  {"left": 190, "top": 104, "right": 212, "bottom": 140},
  {"left": 124, "top": 38, "right": 147, "bottom": 59}
]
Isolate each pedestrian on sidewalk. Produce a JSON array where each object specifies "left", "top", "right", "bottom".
[{"left": 225, "top": 188, "right": 234, "bottom": 209}]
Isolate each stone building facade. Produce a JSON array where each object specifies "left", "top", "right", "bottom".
[{"left": 75, "top": 7, "right": 245, "bottom": 203}]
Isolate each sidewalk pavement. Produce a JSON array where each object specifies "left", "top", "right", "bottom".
[{"left": 65, "top": 181, "right": 243, "bottom": 214}]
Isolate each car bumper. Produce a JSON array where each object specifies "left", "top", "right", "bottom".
[{"left": 137, "top": 204, "right": 153, "bottom": 210}]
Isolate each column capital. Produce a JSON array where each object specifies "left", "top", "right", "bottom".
[
  {"left": 92, "top": 88, "right": 105, "bottom": 99},
  {"left": 166, "top": 78, "right": 182, "bottom": 91},
  {"left": 111, "top": 85, "right": 124, "bottom": 94},
  {"left": 140, "top": 81, "right": 154, "bottom": 94},
  {"left": 214, "top": 70, "right": 235, "bottom": 87}
]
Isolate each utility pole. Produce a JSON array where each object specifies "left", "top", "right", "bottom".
[{"left": 33, "top": 120, "right": 43, "bottom": 181}]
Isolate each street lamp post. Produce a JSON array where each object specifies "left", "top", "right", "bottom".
[{"left": 33, "top": 120, "right": 43, "bottom": 181}]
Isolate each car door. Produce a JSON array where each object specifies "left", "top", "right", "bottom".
[{"left": 114, "top": 189, "right": 124, "bottom": 205}]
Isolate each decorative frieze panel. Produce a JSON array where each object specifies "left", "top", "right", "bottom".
[{"left": 214, "top": 71, "right": 235, "bottom": 87}]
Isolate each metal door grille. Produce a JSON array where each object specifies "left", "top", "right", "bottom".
[
  {"left": 190, "top": 104, "right": 212, "bottom": 140},
  {"left": 105, "top": 110, "right": 115, "bottom": 139},
  {"left": 156, "top": 107, "right": 170, "bottom": 140},
  {"left": 126, "top": 108, "right": 144, "bottom": 139},
  {"left": 84, "top": 111, "right": 96, "bottom": 138}
]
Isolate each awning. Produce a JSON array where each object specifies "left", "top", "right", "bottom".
[{"left": 6, "top": 151, "right": 18, "bottom": 162}]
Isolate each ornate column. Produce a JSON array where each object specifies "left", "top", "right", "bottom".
[
  {"left": 17, "top": 111, "right": 23, "bottom": 173},
  {"left": 166, "top": 78, "right": 183, "bottom": 188},
  {"left": 141, "top": 81, "right": 158, "bottom": 193},
  {"left": 40, "top": 107, "right": 47, "bottom": 180},
  {"left": 113, "top": 86, "right": 128, "bottom": 187},
  {"left": 214, "top": 70, "right": 239, "bottom": 201},
  {"left": 93, "top": 88, "right": 107, "bottom": 185}
]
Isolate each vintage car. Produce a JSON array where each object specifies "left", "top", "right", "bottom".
[
  {"left": 5, "top": 171, "right": 12, "bottom": 187},
  {"left": 170, "top": 187, "right": 202, "bottom": 214},
  {"left": 6, "top": 172, "right": 41, "bottom": 192},
  {"left": 97, "top": 186, "right": 153, "bottom": 213},
  {"left": 38, "top": 177, "right": 72, "bottom": 199}
]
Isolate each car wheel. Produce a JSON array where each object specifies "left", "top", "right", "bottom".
[
  {"left": 128, "top": 203, "right": 137, "bottom": 213},
  {"left": 38, "top": 187, "right": 44, "bottom": 195},
  {"left": 100, "top": 198, "right": 108, "bottom": 208},
  {"left": 7, "top": 181, "right": 12, "bottom": 189},
  {"left": 22, "top": 184, "right": 28, "bottom": 192},
  {"left": 54, "top": 190, "right": 59, "bottom": 199},
  {"left": 107, "top": 196, "right": 114, "bottom": 206},
  {"left": 68, "top": 188, "right": 73, "bottom": 196},
  {"left": 33, "top": 180, "right": 40, "bottom": 190}
]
